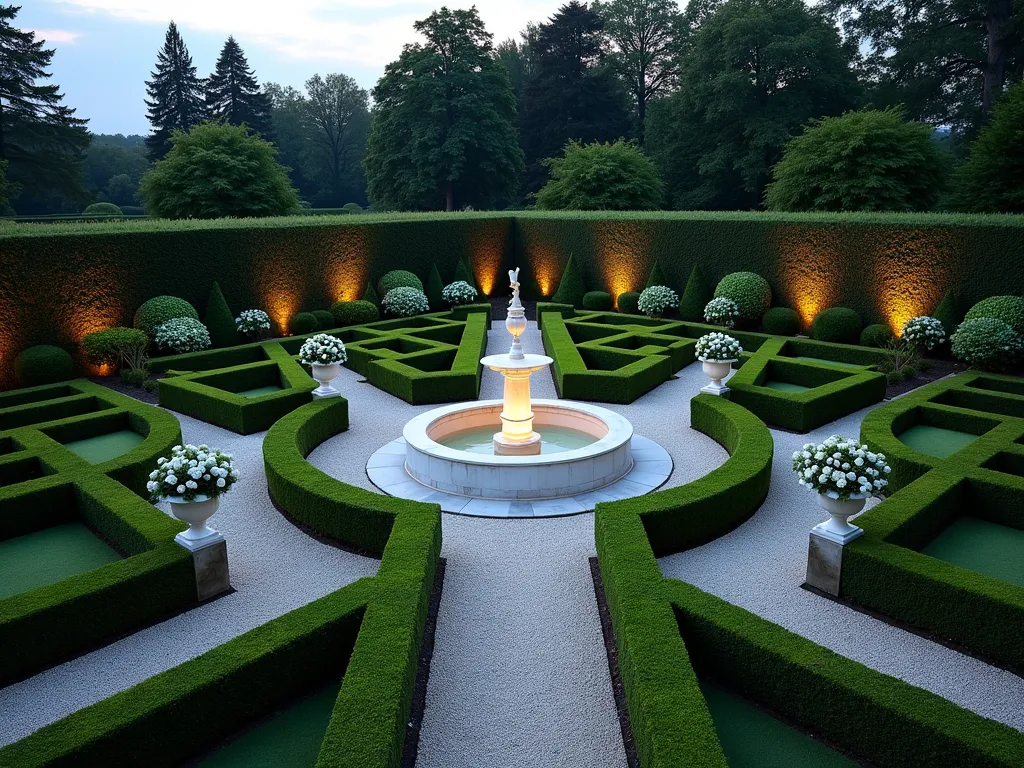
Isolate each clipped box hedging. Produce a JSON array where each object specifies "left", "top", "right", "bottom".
[
  {"left": 2, "top": 395, "right": 442, "bottom": 767},
  {"left": 849, "top": 372, "right": 1024, "bottom": 670},
  {"left": 0, "top": 379, "right": 196, "bottom": 686}
]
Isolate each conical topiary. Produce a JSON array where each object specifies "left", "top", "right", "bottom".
[
  {"left": 204, "top": 281, "right": 239, "bottom": 347},
  {"left": 454, "top": 259, "right": 477, "bottom": 292},
  {"left": 551, "top": 254, "right": 587, "bottom": 308},
  {"left": 645, "top": 261, "right": 666, "bottom": 289},
  {"left": 426, "top": 263, "right": 445, "bottom": 310},
  {"left": 678, "top": 264, "right": 711, "bottom": 321},
  {"left": 362, "top": 282, "right": 380, "bottom": 307},
  {"left": 931, "top": 289, "right": 958, "bottom": 336}
]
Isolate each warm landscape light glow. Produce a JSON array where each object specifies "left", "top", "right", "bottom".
[
  {"left": 265, "top": 293, "right": 300, "bottom": 335},
  {"left": 777, "top": 236, "right": 842, "bottom": 328},
  {"left": 595, "top": 222, "right": 647, "bottom": 306},
  {"left": 870, "top": 231, "right": 950, "bottom": 334}
]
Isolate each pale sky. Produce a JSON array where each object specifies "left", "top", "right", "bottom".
[{"left": 22, "top": 0, "right": 562, "bottom": 134}]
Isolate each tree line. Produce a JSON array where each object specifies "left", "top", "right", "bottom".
[{"left": 0, "top": 0, "right": 1021, "bottom": 215}]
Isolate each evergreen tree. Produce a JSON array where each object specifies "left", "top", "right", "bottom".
[
  {"left": 365, "top": 7, "right": 523, "bottom": 211},
  {"left": 520, "top": 2, "right": 634, "bottom": 195},
  {"left": 0, "top": 7, "right": 90, "bottom": 210},
  {"left": 205, "top": 36, "right": 274, "bottom": 140},
  {"left": 145, "top": 21, "right": 206, "bottom": 162},
  {"left": 303, "top": 73, "right": 370, "bottom": 206}
]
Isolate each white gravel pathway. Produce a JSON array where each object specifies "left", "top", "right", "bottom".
[
  {"left": 659, "top": 404, "right": 1024, "bottom": 732},
  {"left": 0, "top": 413, "right": 379, "bottom": 747}
]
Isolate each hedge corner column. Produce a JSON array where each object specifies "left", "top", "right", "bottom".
[{"left": 804, "top": 495, "right": 866, "bottom": 596}]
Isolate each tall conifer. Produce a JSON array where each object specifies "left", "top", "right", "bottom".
[
  {"left": 206, "top": 37, "right": 274, "bottom": 141},
  {"left": 145, "top": 21, "right": 206, "bottom": 161}
]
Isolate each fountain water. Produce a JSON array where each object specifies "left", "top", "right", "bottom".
[{"left": 366, "top": 269, "right": 673, "bottom": 516}]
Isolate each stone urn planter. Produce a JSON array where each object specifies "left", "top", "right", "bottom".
[
  {"left": 167, "top": 494, "right": 220, "bottom": 547},
  {"left": 699, "top": 358, "right": 737, "bottom": 395},
  {"left": 310, "top": 362, "right": 341, "bottom": 399},
  {"left": 816, "top": 493, "right": 867, "bottom": 541}
]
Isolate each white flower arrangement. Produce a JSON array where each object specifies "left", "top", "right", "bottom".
[
  {"left": 298, "top": 333, "right": 348, "bottom": 366},
  {"left": 153, "top": 317, "right": 211, "bottom": 353},
  {"left": 704, "top": 297, "right": 740, "bottom": 328},
  {"left": 148, "top": 444, "right": 238, "bottom": 502},
  {"left": 695, "top": 332, "right": 742, "bottom": 362},
  {"left": 383, "top": 286, "right": 430, "bottom": 317},
  {"left": 901, "top": 316, "right": 946, "bottom": 350},
  {"left": 442, "top": 280, "right": 478, "bottom": 307},
  {"left": 638, "top": 285, "right": 678, "bottom": 318},
  {"left": 792, "top": 435, "right": 890, "bottom": 501},
  {"left": 236, "top": 309, "right": 271, "bottom": 339}
]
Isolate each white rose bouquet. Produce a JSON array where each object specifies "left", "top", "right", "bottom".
[
  {"left": 148, "top": 444, "right": 238, "bottom": 502},
  {"left": 298, "top": 334, "right": 348, "bottom": 366},
  {"left": 901, "top": 316, "right": 946, "bottom": 350},
  {"left": 695, "top": 332, "right": 742, "bottom": 362},
  {"left": 383, "top": 287, "right": 430, "bottom": 317},
  {"left": 236, "top": 309, "right": 272, "bottom": 340},
  {"left": 638, "top": 285, "right": 678, "bottom": 318},
  {"left": 442, "top": 281, "right": 478, "bottom": 307},
  {"left": 704, "top": 297, "right": 740, "bottom": 328},
  {"left": 792, "top": 435, "right": 890, "bottom": 501}
]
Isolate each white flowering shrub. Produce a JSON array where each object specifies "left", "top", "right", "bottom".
[
  {"left": 704, "top": 297, "right": 740, "bottom": 328},
  {"left": 695, "top": 332, "right": 742, "bottom": 362},
  {"left": 792, "top": 435, "right": 890, "bottom": 501},
  {"left": 383, "top": 286, "right": 430, "bottom": 317},
  {"left": 442, "top": 280, "right": 478, "bottom": 307},
  {"left": 901, "top": 316, "right": 945, "bottom": 350},
  {"left": 298, "top": 333, "right": 348, "bottom": 366},
  {"left": 950, "top": 317, "right": 1023, "bottom": 371},
  {"left": 153, "top": 317, "right": 211, "bottom": 353},
  {"left": 638, "top": 285, "right": 678, "bottom": 318},
  {"left": 236, "top": 309, "right": 271, "bottom": 339},
  {"left": 148, "top": 444, "right": 238, "bottom": 502}
]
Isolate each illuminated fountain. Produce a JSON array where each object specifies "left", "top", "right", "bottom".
[{"left": 367, "top": 269, "right": 672, "bottom": 516}]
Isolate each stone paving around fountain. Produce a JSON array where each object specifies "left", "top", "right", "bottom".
[{"left": 2, "top": 320, "right": 1022, "bottom": 764}]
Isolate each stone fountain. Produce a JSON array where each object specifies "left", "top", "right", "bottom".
[{"left": 365, "top": 269, "right": 673, "bottom": 517}]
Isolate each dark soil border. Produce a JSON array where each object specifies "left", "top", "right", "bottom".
[
  {"left": 402, "top": 557, "right": 446, "bottom": 767},
  {"left": 589, "top": 557, "right": 639, "bottom": 768},
  {"left": 801, "top": 583, "right": 1021, "bottom": 678}
]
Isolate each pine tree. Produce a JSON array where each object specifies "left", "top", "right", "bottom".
[
  {"left": 145, "top": 21, "right": 206, "bottom": 162},
  {"left": 0, "top": 6, "right": 90, "bottom": 209},
  {"left": 205, "top": 37, "right": 274, "bottom": 141}
]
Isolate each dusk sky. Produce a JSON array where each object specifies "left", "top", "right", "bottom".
[{"left": 21, "top": 0, "right": 554, "bottom": 135}]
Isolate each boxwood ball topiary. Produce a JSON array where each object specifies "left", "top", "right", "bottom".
[
  {"left": 331, "top": 300, "right": 379, "bottom": 327},
  {"left": 312, "top": 310, "right": 336, "bottom": 331},
  {"left": 860, "top": 323, "right": 894, "bottom": 347},
  {"left": 618, "top": 291, "right": 641, "bottom": 315},
  {"left": 290, "top": 312, "right": 318, "bottom": 335},
  {"left": 583, "top": 291, "right": 613, "bottom": 311},
  {"left": 134, "top": 296, "right": 200, "bottom": 337},
  {"left": 713, "top": 272, "right": 772, "bottom": 323},
  {"left": 963, "top": 295, "right": 1024, "bottom": 334},
  {"left": 762, "top": 307, "right": 801, "bottom": 336},
  {"left": 811, "top": 307, "right": 863, "bottom": 344},
  {"left": 15, "top": 345, "right": 74, "bottom": 387},
  {"left": 377, "top": 269, "right": 423, "bottom": 297},
  {"left": 83, "top": 202, "right": 123, "bottom": 216}
]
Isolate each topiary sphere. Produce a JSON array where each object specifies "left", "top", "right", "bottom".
[
  {"left": 762, "top": 307, "right": 800, "bottom": 336},
  {"left": 83, "top": 202, "right": 123, "bottom": 216},
  {"left": 582, "top": 291, "right": 613, "bottom": 311},
  {"left": 331, "top": 300, "right": 380, "bottom": 327},
  {"left": 15, "top": 345, "right": 74, "bottom": 387},
  {"left": 860, "top": 323, "right": 894, "bottom": 348},
  {"left": 951, "top": 317, "right": 1023, "bottom": 371},
  {"left": 377, "top": 270, "right": 423, "bottom": 297},
  {"left": 618, "top": 291, "right": 641, "bottom": 315},
  {"left": 290, "top": 312, "right": 319, "bottom": 335},
  {"left": 811, "top": 307, "right": 863, "bottom": 344},
  {"left": 134, "top": 296, "right": 199, "bottom": 337},
  {"left": 341, "top": 202, "right": 362, "bottom": 213},
  {"left": 311, "top": 310, "right": 336, "bottom": 331},
  {"left": 713, "top": 272, "right": 772, "bottom": 323},
  {"left": 963, "top": 295, "right": 1024, "bottom": 334}
]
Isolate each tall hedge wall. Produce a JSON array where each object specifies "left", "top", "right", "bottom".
[{"left": 3, "top": 210, "right": 1023, "bottom": 388}]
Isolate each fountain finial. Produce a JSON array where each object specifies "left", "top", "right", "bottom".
[{"left": 505, "top": 267, "right": 526, "bottom": 359}]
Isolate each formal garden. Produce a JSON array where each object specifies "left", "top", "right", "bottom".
[{"left": 0, "top": 211, "right": 1021, "bottom": 767}]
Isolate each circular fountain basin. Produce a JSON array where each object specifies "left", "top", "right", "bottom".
[{"left": 402, "top": 399, "right": 633, "bottom": 501}]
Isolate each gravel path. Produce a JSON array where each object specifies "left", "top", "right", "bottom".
[
  {"left": 659, "top": 404, "right": 1024, "bottom": 732},
  {"left": 0, "top": 412, "right": 378, "bottom": 746}
]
